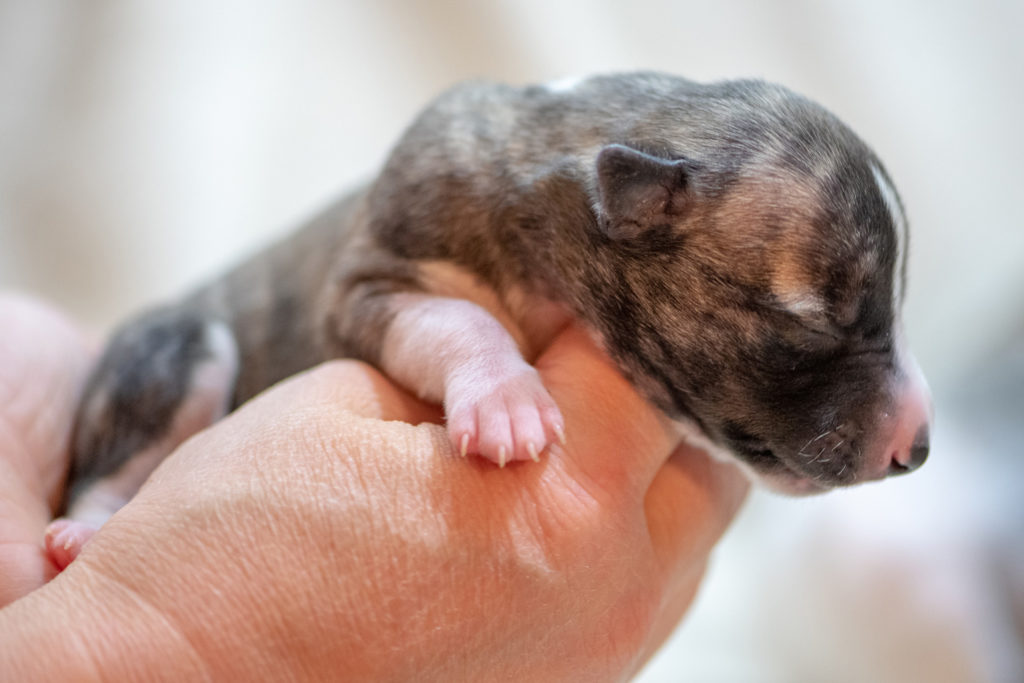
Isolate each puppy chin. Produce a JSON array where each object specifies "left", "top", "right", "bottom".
[
  {"left": 754, "top": 471, "right": 831, "bottom": 497},
  {"left": 673, "top": 419, "right": 815, "bottom": 494},
  {"left": 671, "top": 418, "right": 835, "bottom": 496}
]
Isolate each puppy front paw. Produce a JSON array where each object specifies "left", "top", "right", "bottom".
[{"left": 445, "top": 361, "right": 565, "bottom": 466}]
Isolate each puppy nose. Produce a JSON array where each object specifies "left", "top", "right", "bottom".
[
  {"left": 889, "top": 424, "right": 929, "bottom": 475},
  {"left": 885, "top": 350, "right": 932, "bottom": 477}
]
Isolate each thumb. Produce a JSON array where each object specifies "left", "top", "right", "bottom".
[
  {"left": 639, "top": 442, "right": 749, "bottom": 657},
  {"left": 533, "top": 325, "right": 681, "bottom": 503}
]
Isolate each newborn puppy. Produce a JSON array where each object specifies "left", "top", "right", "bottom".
[{"left": 50, "top": 72, "right": 932, "bottom": 563}]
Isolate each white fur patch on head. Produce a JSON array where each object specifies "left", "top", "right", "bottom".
[
  {"left": 544, "top": 75, "right": 587, "bottom": 93},
  {"left": 871, "top": 163, "right": 907, "bottom": 305}
]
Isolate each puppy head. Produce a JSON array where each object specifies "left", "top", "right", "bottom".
[{"left": 590, "top": 98, "right": 931, "bottom": 494}]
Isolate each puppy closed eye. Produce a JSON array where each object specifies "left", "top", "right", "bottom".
[
  {"left": 778, "top": 292, "right": 824, "bottom": 316},
  {"left": 774, "top": 292, "right": 843, "bottom": 343}
]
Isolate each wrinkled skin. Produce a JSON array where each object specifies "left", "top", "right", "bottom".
[{"left": 0, "top": 294, "right": 748, "bottom": 681}]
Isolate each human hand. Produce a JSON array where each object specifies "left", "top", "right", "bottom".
[
  {"left": 0, "top": 307, "right": 748, "bottom": 681},
  {"left": 0, "top": 294, "right": 93, "bottom": 606}
]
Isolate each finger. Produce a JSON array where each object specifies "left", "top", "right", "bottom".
[
  {"left": 634, "top": 443, "right": 749, "bottom": 668},
  {"left": 533, "top": 325, "right": 679, "bottom": 502},
  {"left": 0, "top": 292, "right": 94, "bottom": 511},
  {"left": 635, "top": 556, "right": 708, "bottom": 672},
  {"left": 643, "top": 441, "right": 750, "bottom": 579}
]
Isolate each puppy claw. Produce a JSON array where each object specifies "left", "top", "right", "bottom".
[
  {"left": 555, "top": 425, "right": 567, "bottom": 446},
  {"left": 459, "top": 433, "right": 469, "bottom": 458},
  {"left": 498, "top": 446, "right": 507, "bottom": 469},
  {"left": 527, "top": 442, "right": 540, "bottom": 463}
]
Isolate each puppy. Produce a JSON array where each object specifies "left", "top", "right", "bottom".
[{"left": 49, "top": 72, "right": 932, "bottom": 563}]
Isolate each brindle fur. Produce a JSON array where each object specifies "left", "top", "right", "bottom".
[{"left": 67, "top": 72, "right": 909, "bottom": 501}]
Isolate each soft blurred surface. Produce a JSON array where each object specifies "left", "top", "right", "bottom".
[{"left": 1, "top": 1, "right": 1021, "bottom": 680}]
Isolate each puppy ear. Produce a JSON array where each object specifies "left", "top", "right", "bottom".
[{"left": 596, "top": 144, "right": 694, "bottom": 240}]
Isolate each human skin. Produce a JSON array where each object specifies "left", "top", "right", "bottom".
[{"left": 0, "top": 293, "right": 749, "bottom": 682}]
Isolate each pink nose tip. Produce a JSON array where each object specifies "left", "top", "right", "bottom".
[
  {"left": 889, "top": 423, "right": 930, "bottom": 475},
  {"left": 885, "top": 353, "right": 933, "bottom": 477}
]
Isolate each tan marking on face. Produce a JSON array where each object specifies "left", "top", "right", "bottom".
[
  {"left": 708, "top": 167, "right": 827, "bottom": 315},
  {"left": 768, "top": 247, "right": 829, "bottom": 323},
  {"left": 833, "top": 248, "right": 879, "bottom": 327}
]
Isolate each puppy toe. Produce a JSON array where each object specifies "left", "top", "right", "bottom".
[
  {"left": 44, "top": 519, "right": 97, "bottom": 571},
  {"left": 475, "top": 401, "right": 514, "bottom": 467}
]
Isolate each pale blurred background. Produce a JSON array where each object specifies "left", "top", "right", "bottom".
[{"left": 1, "top": 1, "right": 1021, "bottom": 680}]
